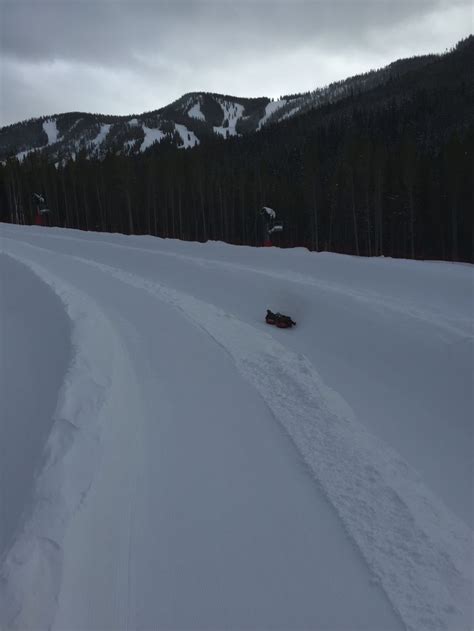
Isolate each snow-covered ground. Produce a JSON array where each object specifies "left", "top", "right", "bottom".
[{"left": 0, "top": 224, "right": 472, "bottom": 631}]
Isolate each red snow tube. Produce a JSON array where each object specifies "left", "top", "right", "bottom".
[{"left": 265, "top": 311, "right": 296, "bottom": 328}]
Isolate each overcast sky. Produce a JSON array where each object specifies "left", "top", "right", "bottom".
[{"left": 1, "top": 0, "right": 471, "bottom": 126}]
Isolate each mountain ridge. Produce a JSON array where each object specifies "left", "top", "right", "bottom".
[
  {"left": 0, "top": 36, "right": 472, "bottom": 262},
  {"left": 0, "top": 47, "right": 448, "bottom": 163}
]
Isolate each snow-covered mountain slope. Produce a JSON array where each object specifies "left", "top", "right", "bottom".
[
  {"left": 255, "top": 52, "right": 441, "bottom": 128},
  {"left": 0, "top": 50, "right": 441, "bottom": 163},
  {"left": 0, "top": 93, "right": 270, "bottom": 163},
  {"left": 1, "top": 224, "right": 472, "bottom": 631}
]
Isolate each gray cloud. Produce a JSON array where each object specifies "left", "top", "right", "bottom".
[{"left": 1, "top": 0, "right": 471, "bottom": 125}]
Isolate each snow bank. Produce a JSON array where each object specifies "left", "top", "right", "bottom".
[
  {"left": 0, "top": 244, "right": 129, "bottom": 630},
  {"left": 0, "top": 255, "right": 70, "bottom": 560}
]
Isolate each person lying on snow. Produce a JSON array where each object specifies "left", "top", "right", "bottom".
[{"left": 265, "top": 309, "right": 296, "bottom": 328}]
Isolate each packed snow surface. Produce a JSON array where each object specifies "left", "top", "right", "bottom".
[{"left": 0, "top": 224, "right": 472, "bottom": 631}]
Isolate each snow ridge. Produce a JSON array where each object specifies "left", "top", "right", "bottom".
[
  {"left": 55, "top": 254, "right": 474, "bottom": 631},
  {"left": 0, "top": 245, "right": 127, "bottom": 630}
]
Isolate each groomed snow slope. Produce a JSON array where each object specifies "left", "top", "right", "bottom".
[{"left": 0, "top": 224, "right": 472, "bottom": 631}]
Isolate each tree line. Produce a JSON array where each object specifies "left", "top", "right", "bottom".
[{"left": 1, "top": 63, "right": 472, "bottom": 262}]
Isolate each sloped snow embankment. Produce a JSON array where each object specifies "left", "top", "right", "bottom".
[
  {"left": 0, "top": 248, "right": 136, "bottom": 630},
  {"left": 0, "top": 255, "right": 71, "bottom": 560}
]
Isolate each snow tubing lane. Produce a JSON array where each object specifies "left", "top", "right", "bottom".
[{"left": 47, "top": 251, "right": 474, "bottom": 631}]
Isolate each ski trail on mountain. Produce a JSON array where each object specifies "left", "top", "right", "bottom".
[{"left": 11, "top": 238, "right": 469, "bottom": 631}]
